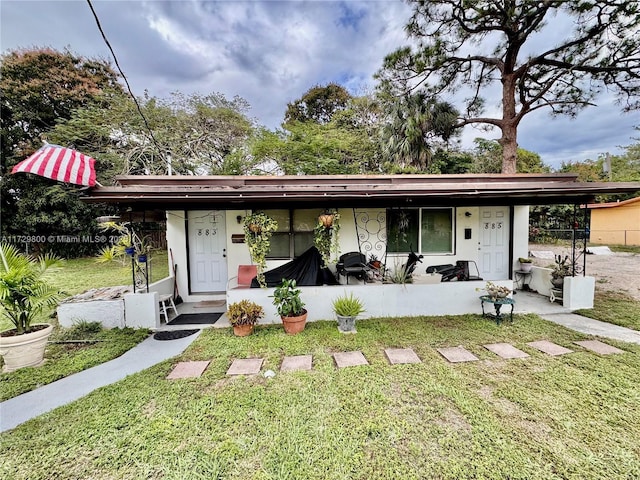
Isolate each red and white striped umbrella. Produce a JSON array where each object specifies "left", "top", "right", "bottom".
[{"left": 11, "top": 143, "right": 97, "bottom": 187}]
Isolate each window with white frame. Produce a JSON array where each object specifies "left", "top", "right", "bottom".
[{"left": 386, "top": 208, "right": 455, "bottom": 254}]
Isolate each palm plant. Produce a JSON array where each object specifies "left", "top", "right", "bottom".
[{"left": 0, "top": 243, "right": 64, "bottom": 335}]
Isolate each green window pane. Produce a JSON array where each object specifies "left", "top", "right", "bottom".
[
  {"left": 293, "top": 209, "right": 318, "bottom": 232},
  {"left": 263, "top": 209, "right": 290, "bottom": 232},
  {"left": 268, "top": 233, "right": 290, "bottom": 258},
  {"left": 294, "top": 232, "right": 314, "bottom": 256},
  {"left": 421, "top": 209, "right": 453, "bottom": 253},
  {"left": 386, "top": 209, "right": 419, "bottom": 253}
]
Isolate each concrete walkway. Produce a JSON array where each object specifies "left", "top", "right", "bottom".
[
  {"left": 538, "top": 312, "right": 640, "bottom": 345},
  {"left": 513, "top": 291, "right": 640, "bottom": 345},
  {"left": 0, "top": 330, "right": 200, "bottom": 432}
]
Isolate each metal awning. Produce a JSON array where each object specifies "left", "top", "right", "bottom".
[{"left": 83, "top": 173, "right": 640, "bottom": 210}]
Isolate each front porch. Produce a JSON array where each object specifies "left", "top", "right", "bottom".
[{"left": 160, "top": 284, "right": 572, "bottom": 330}]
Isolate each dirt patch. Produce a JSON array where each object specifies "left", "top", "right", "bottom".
[{"left": 528, "top": 243, "right": 640, "bottom": 301}]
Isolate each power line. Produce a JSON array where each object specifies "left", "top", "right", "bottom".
[{"left": 85, "top": 0, "right": 170, "bottom": 175}]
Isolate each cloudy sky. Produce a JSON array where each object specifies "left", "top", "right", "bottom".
[{"left": 1, "top": 0, "right": 637, "bottom": 169}]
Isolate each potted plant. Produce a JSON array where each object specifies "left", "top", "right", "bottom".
[
  {"left": 479, "top": 281, "right": 512, "bottom": 300},
  {"left": 551, "top": 254, "right": 572, "bottom": 289},
  {"left": 518, "top": 257, "right": 533, "bottom": 272},
  {"left": 0, "top": 243, "right": 64, "bottom": 372},
  {"left": 271, "top": 279, "right": 307, "bottom": 334},
  {"left": 368, "top": 254, "right": 382, "bottom": 269},
  {"left": 227, "top": 299, "right": 264, "bottom": 336},
  {"left": 243, "top": 212, "right": 278, "bottom": 287},
  {"left": 332, "top": 292, "right": 365, "bottom": 333},
  {"left": 314, "top": 210, "right": 340, "bottom": 267}
]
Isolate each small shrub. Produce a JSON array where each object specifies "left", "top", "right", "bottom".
[{"left": 332, "top": 292, "right": 365, "bottom": 317}]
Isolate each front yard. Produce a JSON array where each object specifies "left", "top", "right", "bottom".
[{"left": 2, "top": 314, "right": 639, "bottom": 480}]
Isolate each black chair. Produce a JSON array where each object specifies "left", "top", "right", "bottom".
[
  {"left": 455, "top": 260, "right": 483, "bottom": 281},
  {"left": 336, "top": 252, "right": 369, "bottom": 284}
]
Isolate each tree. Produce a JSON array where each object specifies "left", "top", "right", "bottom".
[
  {"left": 284, "top": 83, "right": 352, "bottom": 125},
  {"left": 251, "top": 120, "right": 377, "bottom": 175},
  {"left": 377, "top": 1, "right": 640, "bottom": 174},
  {"left": 470, "top": 139, "right": 550, "bottom": 174},
  {"left": 49, "top": 91, "right": 256, "bottom": 176},
  {"left": 381, "top": 92, "right": 458, "bottom": 172},
  {"left": 1, "top": 47, "right": 125, "bottom": 256}
]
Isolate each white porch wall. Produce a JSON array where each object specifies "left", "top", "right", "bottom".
[
  {"left": 166, "top": 210, "right": 189, "bottom": 299},
  {"left": 512, "top": 206, "right": 530, "bottom": 272},
  {"left": 228, "top": 280, "right": 514, "bottom": 321}
]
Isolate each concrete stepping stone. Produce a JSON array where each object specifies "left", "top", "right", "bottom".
[
  {"left": 167, "top": 360, "right": 210, "bottom": 379},
  {"left": 333, "top": 351, "right": 369, "bottom": 368},
  {"left": 227, "top": 358, "right": 264, "bottom": 376},
  {"left": 437, "top": 346, "right": 479, "bottom": 363},
  {"left": 280, "top": 355, "right": 313, "bottom": 372},
  {"left": 527, "top": 340, "right": 573, "bottom": 356},
  {"left": 384, "top": 348, "right": 422, "bottom": 365},
  {"left": 483, "top": 343, "right": 529, "bottom": 359},
  {"left": 574, "top": 340, "right": 624, "bottom": 355}
]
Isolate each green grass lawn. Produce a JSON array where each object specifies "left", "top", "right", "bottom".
[
  {"left": 0, "top": 322, "right": 149, "bottom": 401},
  {"left": 576, "top": 290, "right": 640, "bottom": 331},
  {"left": 0, "top": 250, "right": 169, "bottom": 332},
  {"left": 0, "top": 251, "right": 167, "bottom": 384},
  {"left": 2, "top": 314, "right": 639, "bottom": 480}
]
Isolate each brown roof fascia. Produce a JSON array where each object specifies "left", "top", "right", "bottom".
[{"left": 83, "top": 174, "right": 640, "bottom": 209}]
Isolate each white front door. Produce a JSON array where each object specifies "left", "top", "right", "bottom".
[
  {"left": 188, "top": 211, "right": 227, "bottom": 293},
  {"left": 478, "top": 207, "right": 510, "bottom": 280}
]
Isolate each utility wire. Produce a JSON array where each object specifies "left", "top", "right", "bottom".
[{"left": 85, "top": 0, "right": 170, "bottom": 174}]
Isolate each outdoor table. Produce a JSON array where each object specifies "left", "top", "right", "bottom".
[
  {"left": 480, "top": 295, "right": 515, "bottom": 324},
  {"left": 514, "top": 269, "right": 532, "bottom": 291}
]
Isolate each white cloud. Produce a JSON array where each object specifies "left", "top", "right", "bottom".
[{"left": 1, "top": 0, "right": 636, "bottom": 165}]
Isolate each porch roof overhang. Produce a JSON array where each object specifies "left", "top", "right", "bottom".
[{"left": 83, "top": 174, "right": 640, "bottom": 210}]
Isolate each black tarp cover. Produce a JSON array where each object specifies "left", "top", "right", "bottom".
[{"left": 250, "top": 246, "right": 338, "bottom": 288}]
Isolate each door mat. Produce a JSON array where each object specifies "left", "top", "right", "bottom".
[
  {"left": 154, "top": 329, "right": 199, "bottom": 341},
  {"left": 193, "top": 300, "right": 226, "bottom": 308},
  {"left": 167, "top": 313, "right": 223, "bottom": 326}
]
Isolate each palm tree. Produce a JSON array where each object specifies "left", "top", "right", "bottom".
[
  {"left": 382, "top": 93, "right": 458, "bottom": 171},
  {"left": 0, "top": 243, "right": 63, "bottom": 335}
]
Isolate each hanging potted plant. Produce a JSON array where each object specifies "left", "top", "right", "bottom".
[
  {"left": 227, "top": 300, "right": 264, "bottom": 336},
  {"left": 243, "top": 212, "right": 278, "bottom": 288},
  {"left": 271, "top": 279, "right": 307, "bottom": 335},
  {"left": 314, "top": 209, "right": 340, "bottom": 267},
  {"left": 0, "top": 243, "right": 64, "bottom": 372}
]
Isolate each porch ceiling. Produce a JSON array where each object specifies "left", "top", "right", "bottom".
[{"left": 83, "top": 174, "right": 640, "bottom": 210}]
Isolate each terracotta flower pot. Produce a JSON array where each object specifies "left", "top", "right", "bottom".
[
  {"left": 281, "top": 310, "right": 308, "bottom": 335},
  {"left": 249, "top": 224, "right": 262, "bottom": 233},
  {"left": 318, "top": 214, "right": 334, "bottom": 228},
  {"left": 0, "top": 324, "right": 54, "bottom": 372},
  {"left": 232, "top": 324, "right": 254, "bottom": 337}
]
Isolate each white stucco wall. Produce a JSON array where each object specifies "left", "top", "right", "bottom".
[
  {"left": 512, "top": 205, "right": 530, "bottom": 272},
  {"left": 166, "top": 205, "right": 533, "bottom": 293},
  {"left": 228, "top": 280, "right": 513, "bottom": 321},
  {"left": 57, "top": 300, "right": 125, "bottom": 328}
]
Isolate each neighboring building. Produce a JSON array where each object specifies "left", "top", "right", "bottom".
[{"left": 587, "top": 196, "right": 640, "bottom": 246}]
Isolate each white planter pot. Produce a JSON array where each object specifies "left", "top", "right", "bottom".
[
  {"left": 519, "top": 262, "right": 533, "bottom": 272},
  {"left": 336, "top": 315, "right": 357, "bottom": 333},
  {"left": 0, "top": 324, "right": 54, "bottom": 372}
]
